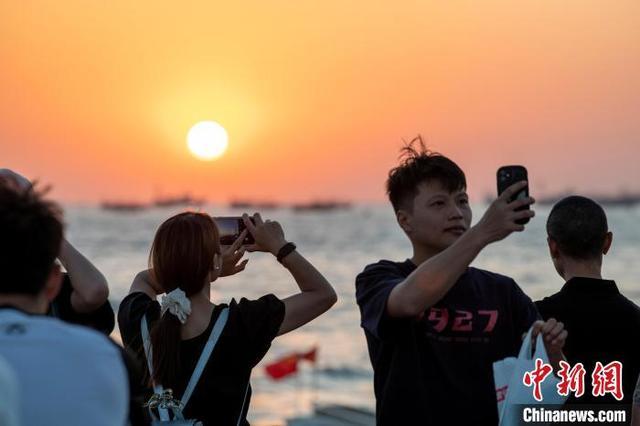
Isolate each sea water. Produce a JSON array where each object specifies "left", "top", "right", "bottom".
[{"left": 63, "top": 203, "right": 640, "bottom": 424}]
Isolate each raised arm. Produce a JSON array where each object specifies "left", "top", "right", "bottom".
[
  {"left": 59, "top": 239, "right": 110, "bottom": 313},
  {"left": 243, "top": 214, "right": 337, "bottom": 336},
  {"left": 387, "top": 181, "right": 535, "bottom": 318},
  {"left": 128, "top": 269, "right": 162, "bottom": 300},
  {"left": 0, "top": 168, "right": 111, "bottom": 313}
]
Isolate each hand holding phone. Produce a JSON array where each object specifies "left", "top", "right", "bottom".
[
  {"left": 497, "top": 165, "right": 531, "bottom": 225},
  {"left": 475, "top": 177, "right": 535, "bottom": 245},
  {"left": 214, "top": 216, "right": 255, "bottom": 245},
  {"left": 242, "top": 213, "right": 287, "bottom": 255},
  {"left": 218, "top": 228, "right": 250, "bottom": 278}
]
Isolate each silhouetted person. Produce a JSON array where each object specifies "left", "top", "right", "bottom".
[
  {"left": 536, "top": 196, "right": 640, "bottom": 409},
  {"left": 0, "top": 169, "right": 114, "bottom": 334},
  {"left": 356, "top": 137, "right": 566, "bottom": 425},
  {"left": 118, "top": 212, "right": 336, "bottom": 424},
  {"left": 0, "top": 184, "right": 129, "bottom": 425}
]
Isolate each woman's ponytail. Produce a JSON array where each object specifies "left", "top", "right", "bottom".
[{"left": 147, "top": 212, "right": 220, "bottom": 389}]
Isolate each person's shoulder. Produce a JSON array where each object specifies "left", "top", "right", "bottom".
[
  {"left": 357, "top": 259, "right": 410, "bottom": 281},
  {"left": 230, "top": 294, "right": 284, "bottom": 313},
  {"left": 362, "top": 259, "right": 408, "bottom": 271},
  {"left": 121, "top": 291, "right": 154, "bottom": 306},
  {"left": 225, "top": 295, "right": 286, "bottom": 355},
  {"left": 467, "top": 267, "right": 516, "bottom": 286},
  {"left": 533, "top": 291, "right": 563, "bottom": 319},
  {"left": 615, "top": 293, "right": 640, "bottom": 322},
  {"left": 10, "top": 313, "right": 119, "bottom": 355},
  {"left": 117, "top": 291, "right": 159, "bottom": 335},
  {"left": 467, "top": 267, "right": 536, "bottom": 306},
  {"left": 224, "top": 294, "right": 284, "bottom": 326},
  {"left": 534, "top": 289, "right": 564, "bottom": 306},
  {"left": 118, "top": 291, "right": 158, "bottom": 318},
  {"left": 36, "top": 314, "right": 108, "bottom": 342}
]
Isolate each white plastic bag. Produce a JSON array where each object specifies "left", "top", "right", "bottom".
[{"left": 493, "top": 327, "right": 567, "bottom": 425}]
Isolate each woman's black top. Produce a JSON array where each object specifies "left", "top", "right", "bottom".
[{"left": 118, "top": 292, "right": 285, "bottom": 425}]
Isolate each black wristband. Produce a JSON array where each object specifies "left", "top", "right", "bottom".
[{"left": 276, "top": 242, "right": 296, "bottom": 263}]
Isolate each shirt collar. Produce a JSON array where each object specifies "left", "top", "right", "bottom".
[
  {"left": 0, "top": 305, "right": 25, "bottom": 311},
  {"left": 561, "top": 276, "right": 619, "bottom": 296}
]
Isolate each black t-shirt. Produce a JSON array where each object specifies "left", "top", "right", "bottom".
[
  {"left": 117, "top": 292, "right": 285, "bottom": 426},
  {"left": 536, "top": 277, "right": 640, "bottom": 407},
  {"left": 356, "top": 259, "right": 539, "bottom": 426},
  {"left": 48, "top": 273, "right": 115, "bottom": 335}
]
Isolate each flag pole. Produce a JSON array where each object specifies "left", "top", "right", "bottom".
[
  {"left": 296, "top": 360, "right": 303, "bottom": 417},
  {"left": 311, "top": 353, "right": 318, "bottom": 412}
]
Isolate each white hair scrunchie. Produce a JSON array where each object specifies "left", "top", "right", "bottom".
[{"left": 160, "top": 288, "right": 192, "bottom": 324}]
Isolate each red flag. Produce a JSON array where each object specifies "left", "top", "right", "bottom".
[
  {"left": 265, "top": 347, "right": 318, "bottom": 380},
  {"left": 300, "top": 347, "right": 318, "bottom": 363},
  {"left": 265, "top": 354, "right": 299, "bottom": 380}
]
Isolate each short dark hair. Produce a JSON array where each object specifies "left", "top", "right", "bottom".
[
  {"left": 546, "top": 195, "right": 608, "bottom": 260},
  {"left": 0, "top": 184, "right": 64, "bottom": 295},
  {"left": 386, "top": 136, "right": 467, "bottom": 212}
]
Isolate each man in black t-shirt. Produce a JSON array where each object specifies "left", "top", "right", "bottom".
[
  {"left": 536, "top": 196, "right": 640, "bottom": 409},
  {"left": 356, "top": 138, "right": 567, "bottom": 425},
  {"left": 47, "top": 259, "right": 114, "bottom": 335}
]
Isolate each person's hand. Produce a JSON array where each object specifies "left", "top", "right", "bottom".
[
  {"left": 219, "top": 229, "right": 249, "bottom": 277},
  {"left": 474, "top": 181, "right": 535, "bottom": 244},
  {"left": 242, "top": 213, "right": 287, "bottom": 256},
  {"left": 532, "top": 318, "right": 567, "bottom": 369},
  {"left": 0, "top": 169, "right": 32, "bottom": 192}
]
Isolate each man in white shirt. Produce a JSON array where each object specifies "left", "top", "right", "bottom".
[{"left": 0, "top": 181, "right": 129, "bottom": 426}]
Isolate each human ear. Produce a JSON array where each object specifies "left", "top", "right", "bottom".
[
  {"left": 547, "top": 237, "right": 565, "bottom": 277},
  {"left": 547, "top": 236, "right": 560, "bottom": 260},
  {"left": 397, "top": 210, "right": 413, "bottom": 234},
  {"left": 209, "top": 253, "right": 222, "bottom": 282},
  {"left": 602, "top": 231, "right": 613, "bottom": 255}
]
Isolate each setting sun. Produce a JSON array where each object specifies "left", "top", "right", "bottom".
[{"left": 187, "top": 121, "right": 228, "bottom": 161}]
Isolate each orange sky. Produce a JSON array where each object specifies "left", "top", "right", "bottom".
[{"left": 1, "top": 1, "right": 639, "bottom": 203}]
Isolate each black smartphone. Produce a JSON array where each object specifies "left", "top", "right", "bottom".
[
  {"left": 213, "top": 217, "right": 255, "bottom": 245},
  {"left": 497, "top": 165, "right": 530, "bottom": 225}
]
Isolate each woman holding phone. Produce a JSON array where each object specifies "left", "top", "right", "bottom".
[{"left": 117, "top": 212, "right": 337, "bottom": 425}]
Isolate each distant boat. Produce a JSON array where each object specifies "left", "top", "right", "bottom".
[
  {"left": 537, "top": 193, "right": 640, "bottom": 207},
  {"left": 287, "top": 404, "right": 374, "bottom": 425},
  {"left": 292, "top": 201, "right": 352, "bottom": 212},
  {"left": 100, "top": 201, "right": 147, "bottom": 212},
  {"left": 594, "top": 194, "right": 640, "bottom": 207},
  {"left": 229, "top": 200, "right": 281, "bottom": 210},
  {"left": 153, "top": 195, "right": 205, "bottom": 207},
  {"left": 535, "top": 193, "right": 572, "bottom": 206}
]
